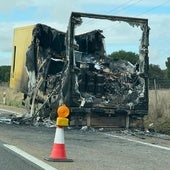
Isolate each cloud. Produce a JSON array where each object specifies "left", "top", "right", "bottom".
[
  {"left": 0, "top": 23, "right": 14, "bottom": 52},
  {"left": 0, "top": 52, "right": 12, "bottom": 66},
  {"left": 0, "top": 0, "right": 34, "bottom": 12},
  {"left": 0, "top": 0, "right": 83, "bottom": 23},
  {"left": 76, "top": 17, "right": 144, "bottom": 55},
  {"left": 0, "top": 0, "right": 170, "bottom": 68},
  {"left": 1, "top": 0, "right": 169, "bottom": 14},
  {"left": 146, "top": 14, "right": 170, "bottom": 68}
]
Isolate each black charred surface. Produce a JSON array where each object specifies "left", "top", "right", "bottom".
[
  {"left": 75, "top": 30, "right": 105, "bottom": 56},
  {"left": 25, "top": 24, "right": 66, "bottom": 96},
  {"left": 24, "top": 12, "right": 149, "bottom": 122},
  {"left": 67, "top": 12, "right": 149, "bottom": 116},
  {"left": 26, "top": 24, "right": 66, "bottom": 73},
  {"left": 32, "top": 24, "right": 65, "bottom": 53},
  {"left": 25, "top": 42, "right": 37, "bottom": 73}
]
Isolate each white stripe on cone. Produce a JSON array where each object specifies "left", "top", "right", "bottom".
[{"left": 54, "top": 127, "right": 64, "bottom": 144}]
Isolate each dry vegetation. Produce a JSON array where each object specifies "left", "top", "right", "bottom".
[
  {"left": 0, "top": 86, "right": 23, "bottom": 107},
  {"left": 145, "top": 89, "right": 170, "bottom": 134},
  {"left": 0, "top": 86, "right": 170, "bottom": 134}
]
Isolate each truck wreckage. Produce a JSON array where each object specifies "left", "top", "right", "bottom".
[{"left": 10, "top": 12, "right": 150, "bottom": 128}]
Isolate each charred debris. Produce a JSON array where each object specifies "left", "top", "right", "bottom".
[{"left": 22, "top": 12, "right": 149, "bottom": 128}]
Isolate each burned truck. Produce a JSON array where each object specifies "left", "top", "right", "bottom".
[{"left": 10, "top": 12, "right": 150, "bottom": 128}]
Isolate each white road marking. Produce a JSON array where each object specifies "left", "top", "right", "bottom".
[
  {"left": 0, "top": 109, "right": 22, "bottom": 115},
  {"left": 104, "top": 133, "right": 170, "bottom": 151},
  {"left": 3, "top": 144, "right": 57, "bottom": 170}
]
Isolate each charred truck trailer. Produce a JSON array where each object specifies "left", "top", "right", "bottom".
[{"left": 10, "top": 12, "right": 150, "bottom": 128}]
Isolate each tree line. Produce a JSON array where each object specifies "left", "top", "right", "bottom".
[
  {"left": 0, "top": 50, "right": 170, "bottom": 89},
  {"left": 109, "top": 50, "right": 170, "bottom": 89},
  {"left": 0, "top": 66, "right": 10, "bottom": 83}
]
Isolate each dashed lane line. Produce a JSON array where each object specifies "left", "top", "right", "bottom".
[{"left": 3, "top": 144, "right": 57, "bottom": 170}]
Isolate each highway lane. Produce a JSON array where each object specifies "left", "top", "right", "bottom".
[
  {"left": 0, "top": 123, "right": 170, "bottom": 170},
  {"left": 0, "top": 142, "right": 45, "bottom": 170}
]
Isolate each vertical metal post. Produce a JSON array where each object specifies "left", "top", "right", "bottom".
[
  {"left": 126, "top": 114, "right": 129, "bottom": 129},
  {"left": 154, "top": 79, "right": 158, "bottom": 108},
  {"left": 3, "top": 92, "right": 6, "bottom": 104},
  {"left": 154, "top": 79, "right": 159, "bottom": 118},
  {"left": 87, "top": 113, "right": 91, "bottom": 127}
]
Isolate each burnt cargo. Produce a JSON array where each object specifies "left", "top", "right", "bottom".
[{"left": 11, "top": 12, "right": 150, "bottom": 128}]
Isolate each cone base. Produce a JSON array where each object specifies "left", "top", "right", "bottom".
[{"left": 45, "top": 157, "right": 73, "bottom": 162}]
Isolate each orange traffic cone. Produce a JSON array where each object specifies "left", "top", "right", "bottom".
[{"left": 45, "top": 126, "right": 73, "bottom": 162}]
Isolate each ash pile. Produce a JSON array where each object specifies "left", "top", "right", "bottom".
[
  {"left": 75, "top": 55, "right": 144, "bottom": 108},
  {"left": 72, "top": 30, "right": 145, "bottom": 110}
]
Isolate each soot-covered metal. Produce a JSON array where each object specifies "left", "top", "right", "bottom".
[{"left": 23, "top": 12, "right": 149, "bottom": 128}]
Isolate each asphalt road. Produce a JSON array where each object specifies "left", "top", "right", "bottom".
[
  {"left": 0, "top": 123, "right": 170, "bottom": 170},
  {"left": 0, "top": 143, "right": 43, "bottom": 170}
]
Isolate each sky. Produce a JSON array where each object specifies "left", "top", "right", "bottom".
[{"left": 0, "top": 0, "right": 170, "bottom": 69}]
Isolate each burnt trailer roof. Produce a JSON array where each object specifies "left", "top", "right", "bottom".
[{"left": 71, "top": 12, "right": 148, "bottom": 24}]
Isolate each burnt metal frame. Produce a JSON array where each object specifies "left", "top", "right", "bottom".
[{"left": 67, "top": 12, "right": 150, "bottom": 114}]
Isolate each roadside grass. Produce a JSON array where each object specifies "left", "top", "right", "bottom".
[
  {"left": 0, "top": 85, "right": 23, "bottom": 107},
  {"left": 144, "top": 89, "right": 170, "bottom": 134},
  {"left": 0, "top": 85, "right": 170, "bottom": 134}
]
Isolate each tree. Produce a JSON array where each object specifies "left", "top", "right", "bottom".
[
  {"left": 108, "top": 51, "right": 170, "bottom": 88},
  {"left": 148, "top": 64, "right": 170, "bottom": 89},
  {"left": 149, "top": 64, "right": 164, "bottom": 80},
  {"left": 109, "top": 50, "right": 139, "bottom": 65},
  {"left": 0, "top": 66, "right": 11, "bottom": 83},
  {"left": 165, "top": 57, "right": 170, "bottom": 80}
]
